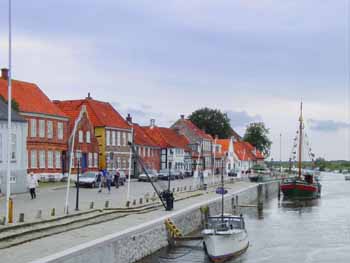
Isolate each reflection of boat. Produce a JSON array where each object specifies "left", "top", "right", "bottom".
[
  {"left": 202, "top": 163, "right": 249, "bottom": 262},
  {"left": 280, "top": 102, "right": 321, "bottom": 200}
]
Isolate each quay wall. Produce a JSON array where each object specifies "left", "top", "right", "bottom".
[{"left": 33, "top": 181, "right": 279, "bottom": 263}]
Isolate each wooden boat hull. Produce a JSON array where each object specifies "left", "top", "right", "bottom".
[{"left": 280, "top": 181, "right": 320, "bottom": 200}]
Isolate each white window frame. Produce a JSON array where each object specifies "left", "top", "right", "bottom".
[
  {"left": 78, "top": 130, "right": 83, "bottom": 143},
  {"left": 30, "top": 119, "right": 37, "bottom": 137},
  {"left": 128, "top": 132, "right": 132, "bottom": 144},
  {"left": 47, "top": 151, "right": 53, "bottom": 168},
  {"left": 11, "top": 134, "right": 16, "bottom": 161},
  {"left": 39, "top": 150, "right": 46, "bottom": 168},
  {"left": 88, "top": 153, "right": 93, "bottom": 168},
  {"left": 47, "top": 121, "right": 53, "bottom": 139},
  {"left": 39, "top": 120, "right": 45, "bottom": 138},
  {"left": 106, "top": 130, "right": 111, "bottom": 146},
  {"left": 112, "top": 131, "right": 116, "bottom": 146},
  {"left": 94, "top": 153, "right": 98, "bottom": 168},
  {"left": 123, "top": 132, "right": 127, "bottom": 146},
  {"left": 57, "top": 122, "right": 64, "bottom": 140},
  {"left": 31, "top": 150, "right": 37, "bottom": 168},
  {"left": 86, "top": 131, "right": 91, "bottom": 143},
  {"left": 117, "top": 131, "right": 120, "bottom": 146},
  {"left": 55, "top": 151, "right": 61, "bottom": 169}
]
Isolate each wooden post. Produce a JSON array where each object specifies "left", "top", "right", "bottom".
[
  {"left": 51, "top": 208, "right": 56, "bottom": 217},
  {"left": 90, "top": 201, "right": 94, "bottom": 209}
]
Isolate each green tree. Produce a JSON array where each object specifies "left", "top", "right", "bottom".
[
  {"left": 0, "top": 95, "right": 19, "bottom": 111},
  {"left": 315, "top": 157, "right": 326, "bottom": 171},
  {"left": 243, "top": 122, "right": 272, "bottom": 157},
  {"left": 188, "top": 107, "right": 232, "bottom": 139}
]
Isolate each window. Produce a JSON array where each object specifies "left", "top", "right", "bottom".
[
  {"left": 117, "top": 157, "right": 121, "bottom": 168},
  {"left": 123, "top": 132, "right": 127, "bottom": 146},
  {"left": 57, "top": 122, "right": 64, "bottom": 140},
  {"left": 79, "top": 130, "right": 83, "bottom": 143},
  {"left": 55, "top": 151, "right": 61, "bottom": 168},
  {"left": 39, "top": 150, "right": 45, "bottom": 168},
  {"left": 47, "top": 151, "right": 53, "bottom": 168},
  {"left": 47, "top": 121, "right": 53, "bottom": 139},
  {"left": 11, "top": 134, "right": 16, "bottom": 160},
  {"left": 106, "top": 130, "right": 110, "bottom": 146},
  {"left": 30, "top": 119, "right": 37, "bottom": 137},
  {"left": 39, "top": 120, "right": 45, "bottom": 138},
  {"left": 86, "top": 131, "right": 91, "bottom": 143},
  {"left": 117, "top": 131, "right": 120, "bottom": 146},
  {"left": 88, "top": 153, "right": 93, "bottom": 168},
  {"left": 112, "top": 131, "right": 116, "bottom": 146},
  {"left": 31, "top": 150, "right": 37, "bottom": 168},
  {"left": 128, "top": 132, "right": 132, "bottom": 144},
  {"left": 94, "top": 153, "right": 98, "bottom": 168}
]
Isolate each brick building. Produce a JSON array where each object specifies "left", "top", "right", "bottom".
[
  {"left": 54, "top": 94, "right": 132, "bottom": 174},
  {"left": 125, "top": 115, "right": 160, "bottom": 175},
  {"left": 144, "top": 119, "right": 191, "bottom": 173},
  {"left": 171, "top": 115, "right": 213, "bottom": 172},
  {"left": 54, "top": 102, "right": 99, "bottom": 174},
  {"left": 0, "top": 68, "right": 69, "bottom": 181}
]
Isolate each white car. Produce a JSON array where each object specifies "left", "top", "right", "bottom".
[{"left": 138, "top": 169, "right": 158, "bottom": 182}]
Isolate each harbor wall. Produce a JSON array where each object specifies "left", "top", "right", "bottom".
[{"left": 32, "top": 181, "right": 279, "bottom": 263}]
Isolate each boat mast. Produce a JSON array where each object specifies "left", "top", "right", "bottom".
[{"left": 298, "top": 102, "right": 303, "bottom": 178}]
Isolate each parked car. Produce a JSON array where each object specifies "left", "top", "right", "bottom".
[
  {"left": 118, "top": 170, "right": 127, "bottom": 185},
  {"left": 172, "top": 169, "right": 185, "bottom": 179},
  {"left": 158, "top": 169, "right": 176, "bottom": 180},
  {"left": 138, "top": 169, "right": 158, "bottom": 182},
  {"left": 228, "top": 169, "right": 238, "bottom": 177},
  {"left": 75, "top": 172, "right": 98, "bottom": 188}
]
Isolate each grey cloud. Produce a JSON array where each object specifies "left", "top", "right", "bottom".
[
  {"left": 226, "top": 110, "right": 262, "bottom": 128},
  {"left": 308, "top": 119, "right": 350, "bottom": 132}
]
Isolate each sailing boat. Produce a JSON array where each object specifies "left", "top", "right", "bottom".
[
  {"left": 202, "top": 161, "right": 249, "bottom": 262},
  {"left": 280, "top": 102, "right": 322, "bottom": 200}
]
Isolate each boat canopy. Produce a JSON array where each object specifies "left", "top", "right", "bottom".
[{"left": 207, "top": 216, "right": 245, "bottom": 231}]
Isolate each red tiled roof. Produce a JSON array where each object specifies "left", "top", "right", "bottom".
[
  {"left": 182, "top": 119, "right": 213, "bottom": 140},
  {"left": 234, "top": 141, "right": 256, "bottom": 161},
  {"left": 0, "top": 78, "right": 67, "bottom": 118},
  {"left": 216, "top": 139, "right": 230, "bottom": 153},
  {"left": 143, "top": 126, "right": 190, "bottom": 150},
  {"left": 243, "top": 141, "right": 265, "bottom": 160},
  {"left": 132, "top": 124, "right": 158, "bottom": 147},
  {"left": 54, "top": 98, "right": 130, "bottom": 129}
]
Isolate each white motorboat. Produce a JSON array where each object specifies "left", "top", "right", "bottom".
[
  {"left": 344, "top": 174, "right": 350, "bottom": 181},
  {"left": 202, "top": 214, "right": 249, "bottom": 262}
]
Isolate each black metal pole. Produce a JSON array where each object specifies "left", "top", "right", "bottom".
[
  {"left": 75, "top": 159, "right": 80, "bottom": 211},
  {"left": 168, "top": 162, "right": 171, "bottom": 192}
]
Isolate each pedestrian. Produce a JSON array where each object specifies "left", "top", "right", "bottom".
[
  {"left": 27, "top": 172, "right": 38, "bottom": 199},
  {"left": 97, "top": 171, "right": 102, "bottom": 193},
  {"left": 106, "top": 171, "right": 112, "bottom": 193},
  {"left": 114, "top": 169, "right": 120, "bottom": 188}
]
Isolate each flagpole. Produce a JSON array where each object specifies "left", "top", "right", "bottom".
[{"left": 6, "top": 0, "right": 12, "bottom": 224}]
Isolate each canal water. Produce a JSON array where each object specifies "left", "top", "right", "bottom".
[{"left": 140, "top": 172, "right": 350, "bottom": 263}]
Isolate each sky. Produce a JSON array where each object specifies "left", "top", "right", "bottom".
[{"left": 0, "top": 0, "right": 349, "bottom": 161}]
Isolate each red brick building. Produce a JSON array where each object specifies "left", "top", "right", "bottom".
[
  {"left": 0, "top": 68, "right": 69, "bottom": 181},
  {"left": 54, "top": 102, "right": 99, "bottom": 174},
  {"left": 126, "top": 116, "right": 160, "bottom": 174}
]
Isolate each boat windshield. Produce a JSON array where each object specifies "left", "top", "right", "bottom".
[{"left": 207, "top": 216, "right": 245, "bottom": 230}]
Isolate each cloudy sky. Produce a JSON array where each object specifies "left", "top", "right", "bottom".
[{"left": 0, "top": 0, "right": 349, "bottom": 161}]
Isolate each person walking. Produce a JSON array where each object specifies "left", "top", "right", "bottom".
[
  {"left": 106, "top": 171, "right": 112, "bottom": 193},
  {"left": 114, "top": 169, "right": 120, "bottom": 189},
  {"left": 27, "top": 172, "right": 38, "bottom": 199},
  {"left": 97, "top": 171, "right": 102, "bottom": 193}
]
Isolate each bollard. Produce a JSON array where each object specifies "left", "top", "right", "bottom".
[
  {"left": 189, "top": 186, "right": 192, "bottom": 191},
  {"left": 8, "top": 198, "right": 13, "bottom": 224},
  {"left": 0, "top": 217, "right": 5, "bottom": 225},
  {"left": 278, "top": 182, "right": 281, "bottom": 201},
  {"left": 90, "top": 201, "right": 94, "bottom": 209},
  {"left": 126, "top": 201, "right": 130, "bottom": 208},
  {"left": 105, "top": 201, "right": 109, "bottom": 208},
  {"left": 146, "top": 197, "right": 149, "bottom": 203},
  {"left": 132, "top": 199, "right": 136, "bottom": 206},
  {"left": 51, "top": 208, "right": 56, "bottom": 217},
  {"left": 19, "top": 213, "right": 24, "bottom": 223},
  {"left": 36, "top": 209, "right": 42, "bottom": 219},
  {"left": 139, "top": 198, "right": 143, "bottom": 205},
  {"left": 172, "top": 188, "right": 175, "bottom": 193},
  {"left": 184, "top": 186, "right": 186, "bottom": 191}
]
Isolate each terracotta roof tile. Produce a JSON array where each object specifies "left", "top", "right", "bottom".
[
  {"left": 216, "top": 139, "right": 230, "bottom": 153},
  {"left": 54, "top": 99, "right": 130, "bottom": 129},
  {"left": 132, "top": 124, "right": 159, "bottom": 147},
  {"left": 143, "top": 126, "right": 190, "bottom": 150},
  {"left": 234, "top": 141, "right": 264, "bottom": 161},
  {"left": 0, "top": 78, "right": 67, "bottom": 118},
  {"left": 182, "top": 119, "right": 213, "bottom": 140}
]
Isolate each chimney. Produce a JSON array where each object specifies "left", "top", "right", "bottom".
[
  {"left": 1, "top": 68, "right": 9, "bottom": 80},
  {"left": 215, "top": 135, "right": 219, "bottom": 140},
  {"left": 126, "top": 113, "right": 132, "bottom": 124},
  {"left": 150, "top": 119, "right": 155, "bottom": 128},
  {"left": 86, "top": 92, "right": 92, "bottom": 100},
  {"left": 180, "top": 114, "right": 185, "bottom": 120}
]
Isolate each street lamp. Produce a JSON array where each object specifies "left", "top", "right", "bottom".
[
  {"left": 75, "top": 157, "right": 80, "bottom": 211},
  {"left": 168, "top": 149, "right": 174, "bottom": 192}
]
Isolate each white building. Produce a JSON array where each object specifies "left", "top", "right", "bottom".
[{"left": 0, "top": 99, "right": 28, "bottom": 194}]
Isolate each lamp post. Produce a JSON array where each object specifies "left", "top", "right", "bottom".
[
  {"left": 75, "top": 158, "right": 80, "bottom": 211},
  {"left": 168, "top": 150, "right": 174, "bottom": 192}
]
